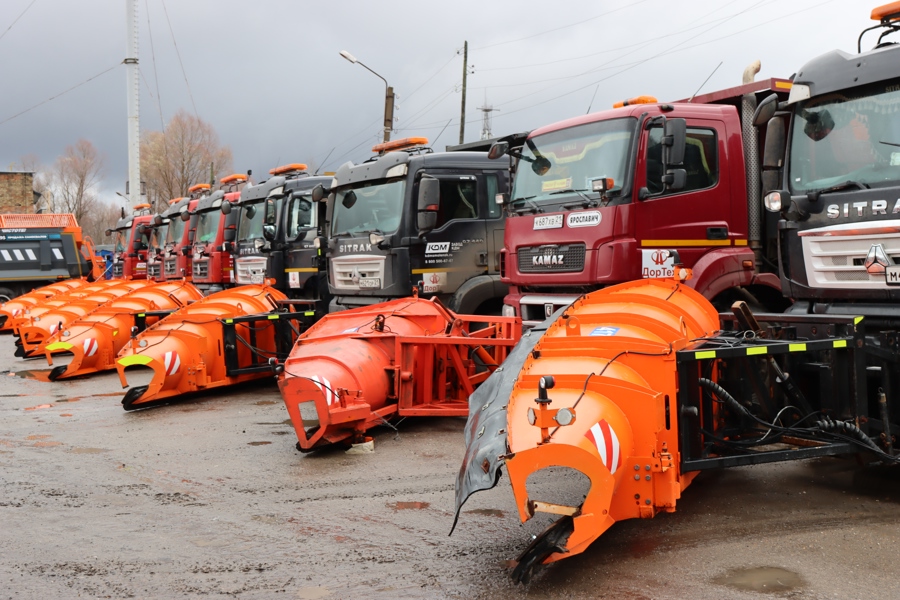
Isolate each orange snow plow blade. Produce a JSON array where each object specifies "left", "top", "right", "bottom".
[
  {"left": 453, "top": 278, "right": 719, "bottom": 583},
  {"left": 0, "top": 279, "right": 89, "bottom": 331},
  {"left": 115, "top": 284, "right": 288, "bottom": 410},
  {"left": 278, "top": 295, "right": 521, "bottom": 451},
  {"left": 40, "top": 280, "right": 203, "bottom": 380},
  {"left": 14, "top": 279, "right": 154, "bottom": 357}
]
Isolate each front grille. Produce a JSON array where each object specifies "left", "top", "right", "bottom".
[
  {"left": 331, "top": 255, "right": 386, "bottom": 291},
  {"left": 164, "top": 258, "right": 177, "bottom": 277},
  {"left": 147, "top": 263, "right": 161, "bottom": 278},
  {"left": 518, "top": 243, "right": 586, "bottom": 273},
  {"left": 112, "top": 263, "right": 123, "bottom": 278},
  {"left": 193, "top": 260, "right": 209, "bottom": 279},
  {"left": 801, "top": 225, "right": 900, "bottom": 289},
  {"left": 235, "top": 257, "right": 267, "bottom": 285}
]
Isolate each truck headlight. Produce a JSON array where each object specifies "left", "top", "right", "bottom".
[{"left": 764, "top": 191, "right": 785, "bottom": 212}]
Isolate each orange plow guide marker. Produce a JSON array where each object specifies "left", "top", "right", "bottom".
[
  {"left": 454, "top": 279, "right": 719, "bottom": 583},
  {"left": 14, "top": 279, "right": 155, "bottom": 357},
  {"left": 40, "top": 280, "right": 203, "bottom": 380},
  {"left": 0, "top": 279, "right": 89, "bottom": 331},
  {"left": 115, "top": 284, "right": 288, "bottom": 410},
  {"left": 278, "top": 296, "right": 520, "bottom": 451}
]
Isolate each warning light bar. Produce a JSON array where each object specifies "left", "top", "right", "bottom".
[
  {"left": 168, "top": 197, "right": 185, "bottom": 205},
  {"left": 372, "top": 137, "right": 429, "bottom": 154},
  {"left": 133, "top": 203, "right": 151, "bottom": 211},
  {"left": 873, "top": 1, "right": 900, "bottom": 21},
  {"left": 612, "top": 95, "right": 658, "bottom": 108},
  {"left": 220, "top": 173, "right": 249, "bottom": 185},
  {"left": 189, "top": 183, "right": 211, "bottom": 193},
  {"left": 269, "top": 163, "right": 309, "bottom": 176}
]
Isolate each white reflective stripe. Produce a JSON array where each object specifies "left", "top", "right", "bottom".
[
  {"left": 12, "top": 250, "right": 23, "bottom": 261},
  {"left": 52, "top": 248, "right": 63, "bottom": 260},
  {"left": 590, "top": 422, "right": 606, "bottom": 467},
  {"left": 322, "top": 377, "right": 334, "bottom": 405},
  {"left": 25, "top": 249, "right": 36, "bottom": 260},
  {"left": 1, "top": 250, "right": 10, "bottom": 261},
  {"left": 608, "top": 424, "right": 620, "bottom": 475}
]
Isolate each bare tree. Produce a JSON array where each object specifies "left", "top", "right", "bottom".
[
  {"left": 141, "top": 109, "right": 234, "bottom": 212},
  {"left": 81, "top": 200, "right": 123, "bottom": 244},
  {"left": 44, "top": 139, "right": 105, "bottom": 222}
]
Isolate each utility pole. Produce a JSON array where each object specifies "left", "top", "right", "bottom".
[
  {"left": 125, "top": 0, "right": 141, "bottom": 206},
  {"left": 458, "top": 41, "right": 468, "bottom": 145}
]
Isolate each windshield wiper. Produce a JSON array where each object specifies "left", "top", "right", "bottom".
[
  {"left": 808, "top": 180, "right": 870, "bottom": 200},
  {"left": 549, "top": 188, "right": 600, "bottom": 208},
  {"left": 511, "top": 196, "right": 543, "bottom": 214}
]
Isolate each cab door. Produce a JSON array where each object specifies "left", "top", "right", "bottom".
[
  {"left": 414, "top": 170, "right": 487, "bottom": 296},
  {"left": 634, "top": 121, "right": 732, "bottom": 274},
  {"left": 282, "top": 191, "right": 319, "bottom": 295}
]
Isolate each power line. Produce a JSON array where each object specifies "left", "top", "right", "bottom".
[
  {"left": 145, "top": 0, "right": 165, "bottom": 130},
  {"left": 160, "top": 0, "right": 199, "bottom": 119},
  {"left": 0, "top": 0, "right": 37, "bottom": 44},
  {"left": 474, "top": 0, "right": 650, "bottom": 50},
  {"left": 0, "top": 63, "right": 120, "bottom": 128}
]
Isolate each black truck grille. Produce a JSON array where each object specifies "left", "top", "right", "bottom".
[{"left": 518, "top": 243, "right": 586, "bottom": 273}]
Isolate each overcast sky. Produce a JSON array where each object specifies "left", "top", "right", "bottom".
[{"left": 0, "top": 0, "right": 876, "bottom": 206}]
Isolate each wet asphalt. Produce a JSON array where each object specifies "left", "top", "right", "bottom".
[{"left": 2, "top": 344, "right": 900, "bottom": 599}]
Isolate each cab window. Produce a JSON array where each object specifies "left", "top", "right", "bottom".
[
  {"left": 646, "top": 127, "right": 718, "bottom": 195},
  {"left": 287, "top": 194, "right": 314, "bottom": 239},
  {"left": 435, "top": 176, "right": 478, "bottom": 228},
  {"left": 486, "top": 173, "right": 502, "bottom": 219}
]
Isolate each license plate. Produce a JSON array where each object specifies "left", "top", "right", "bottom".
[
  {"left": 250, "top": 272, "right": 264, "bottom": 285},
  {"left": 887, "top": 265, "right": 900, "bottom": 286},
  {"left": 533, "top": 214, "right": 563, "bottom": 230},
  {"left": 359, "top": 278, "right": 380, "bottom": 288}
]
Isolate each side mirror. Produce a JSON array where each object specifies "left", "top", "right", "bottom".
[
  {"left": 487, "top": 141, "right": 509, "bottom": 160},
  {"left": 662, "top": 118, "right": 686, "bottom": 166},
  {"left": 245, "top": 204, "right": 257, "bottom": 219},
  {"left": 753, "top": 93, "right": 779, "bottom": 127},
  {"left": 153, "top": 215, "right": 163, "bottom": 226},
  {"left": 181, "top": 245, "right": 191, "bottom": 256},
  {"left": 417, "top": 175, "right": 440, "bottom": 211},
  {"left": 311, "top": 184, "right": 328, "bottom": 202},
  {"left": 221, "top": 241, "right": 234, "bottom": 253},
  {"left": 223, "top": 228, "right": 236, "bottom": 242},
  {"left": 264, "top": 197, "right": 277, "bottom": 225},
  {"left": 662, "top": 169, "right": 687, "bottom": 191},
  {"left": 179, "top": 207, "right": 190, "bottom": 222},
  {"left": 531, "top": 156, "right": 551, "bottom": 176},
  {"left": 132, "top": 238, "right": 143, "bottom": 250},
  {"left": 220, "top": 201, "right": 232, "bottom": 215},
  {"left": 341, "top": 190, "right": 357, "bottom": 209},
  {"left": 761, "top": 116, "right": 787, "bottom": 196},
  {"left": 104, "top": 229, "right": 112, "bottom": 236},
  {"left": 263, "top": 224, "right": 276, "bottom": 241},
  {"left": 417, "top": 212, "right": 438, "bottom": 233}
]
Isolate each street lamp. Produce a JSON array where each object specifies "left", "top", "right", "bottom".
[{"left": 339, "top": 50, "right": 394, "bottom": 143}]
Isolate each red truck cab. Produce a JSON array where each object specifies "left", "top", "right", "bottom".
[
  {"left": 496, "top": 80, "right": 791, "bottom": 325},
  {"left": 107, "top": 204, "right": 155, "bottom": 280},
  {"left": 185, "top": 175, "right": 246, "bottom": 294}
]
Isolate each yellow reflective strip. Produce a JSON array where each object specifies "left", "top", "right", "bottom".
[
  {"left": 304, "top": 311, "right": 315, "bottom": 316},
  {"left": 225, "top": 318, "right": 233, "bottom": 324},
  {"left": 267, "top": 314, "right": 279, "bottom": 320},
  {"left": 284, "top": 268, "right": 318, "bottom": 273},
  {"left": 117, "top": 354, "right": 153, "bottom": 367},
  {"left": 695, "top": 350, "right": 717, "bottom": 359},
  {"left": 112, "top": 329, "right": 118, "bottom": 337},
  {"left": 733, "top": 239, "right": 748, "bottom": 246},
  {"left": 641, "top": 239, "right": 731, "bottom": 247},
  {"left": 138, "top": 313, "right": 145, "bottom": 317},
  {"left": 854, "top": 316, "right": 864, "bottom": 325},
  {"left": 789, "top": 343, "right": 807, "bottom": 352},
  {"left": 747, "top": 347, "right": 767, "bottom": 356},
  {"left": 775, "top": 81, "right": 793, "bottom": 89},
  {"left": 45, "top": 342, "right": 73, "bottom": 351},
  {"left": 833, "top": 340, "right": 847, "bottom": 348}
]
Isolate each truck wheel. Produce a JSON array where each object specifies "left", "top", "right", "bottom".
[{"left": 0, "top": 287, "right": 17, "bottom": 303}]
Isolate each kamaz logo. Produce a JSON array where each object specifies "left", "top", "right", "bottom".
[
  {"left": 533, "top": 254, "right": 564, "bottom": 266},
  {"left": 339, "top": 243, "right": 373, "bottom": 253}
]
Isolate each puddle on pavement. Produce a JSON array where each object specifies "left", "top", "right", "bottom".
[
  {"left": 390, "top": 501, "right": 430, "bottom": 510},
  {"left": 15, "top": 369, "right": 54, "bottom": 382},
  {"left": 466, "top": 508, "right": 505, "bottom": 518},
  {"left": 251, "top": 514, "right": 286, "bottom": 525},
  {"left": 248, "top": 441, "right": 272, "bottom": 446},
  {"left": 714, "top": 566, "right": 804, "bottom": 593},
  {"left": 254, "top": 400, "right": 278, "bottom": 406}
]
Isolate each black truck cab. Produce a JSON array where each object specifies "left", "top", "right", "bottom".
[{"left": 321, "top": 137, "right": 511, "bottom": 314}]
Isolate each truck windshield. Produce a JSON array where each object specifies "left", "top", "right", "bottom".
[
  {"left": 332, "top": 179, "right": 404, "bottom": 236},
  {"left": 195, "top": 210, "right": 221, "bottom": 244},
  {"left": 238, "top": 201, "right": 266, "bottom": 241},
  {"left": 789, "top": 80, "right": 900, "bottom": 192},
  {"left": 166, "top": 218, "right": 185, "bottom": 247},
  {"left": 512, "top": 117, "right": 635, "bottom": 208}
]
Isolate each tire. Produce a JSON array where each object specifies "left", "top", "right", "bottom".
[{"left": 0, "top": 287, "right": 17, "bottom": 303}]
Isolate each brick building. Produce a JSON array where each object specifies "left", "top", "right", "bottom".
[{"left": 0, "top": 171, "right": 38, "bottom": 214}]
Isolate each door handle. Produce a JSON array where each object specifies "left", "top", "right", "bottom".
[{"left": 706, "top": 227, "right": 728, "bottom": 240}]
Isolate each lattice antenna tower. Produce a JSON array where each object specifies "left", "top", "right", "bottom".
[{"left": 478, "top": 95, "right": 499, "bottom": 140}]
